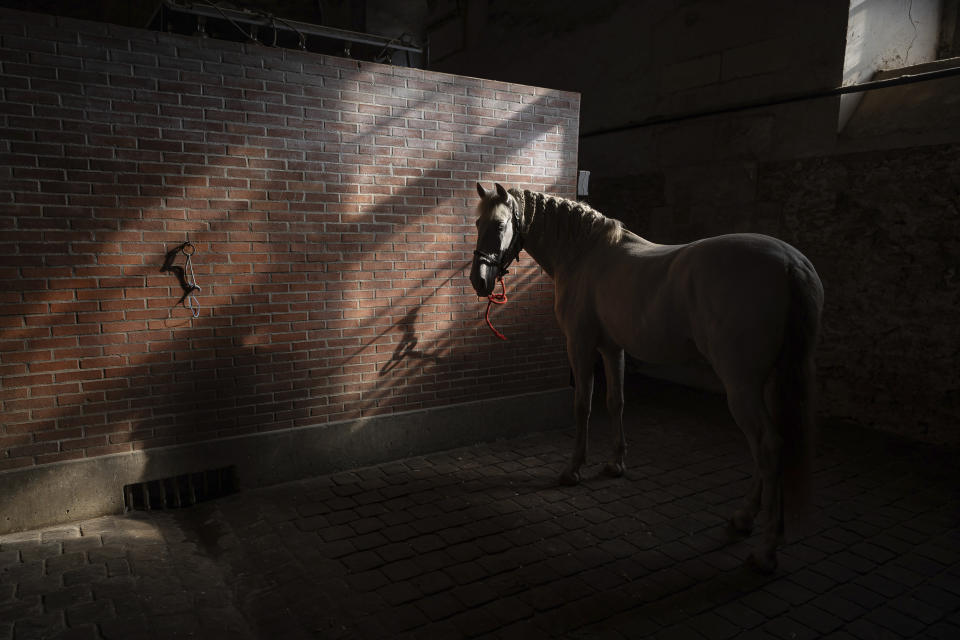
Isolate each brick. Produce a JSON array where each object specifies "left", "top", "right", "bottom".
[{"left": 0, "top": 8, "right": 575, "bottom": 466}]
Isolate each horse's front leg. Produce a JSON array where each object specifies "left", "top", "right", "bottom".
[
  {"left": 560, "top": 342, "right": 595, "bottom": 486},
  {"left": 599, "top": 347, "right": 626, "bottom": 477}
]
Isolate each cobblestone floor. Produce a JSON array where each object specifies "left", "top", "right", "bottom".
[{"left": 2, "top": 380, "right": 959, "bottom": 639}]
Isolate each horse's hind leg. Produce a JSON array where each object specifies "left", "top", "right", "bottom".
[
  {"left": 726, "top": 389, "right": 763, "bottom": 536},
  {"left": 726, "top": 384, "right": 782, "bottom": 573},
  {"left": 599, "top": 347, "right": 626, "bottom": 477},
  {"left": 560, "top": 338, "right": 595, "bottom": 486},
  {"left": 753, "top": 423, "right": 785, "bottom": 574}
]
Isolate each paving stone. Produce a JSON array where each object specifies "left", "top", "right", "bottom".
[
  {"left": 410, "top": 570, "right": 454, "bottom": 596},
  {"left": 65, "top": 599, "right": 115, "bottom": 627},
  {"left": 85, "top": 546, "right": 125, "bottom": 563},
  {"left": 445, "top": 560, "right": 487, "bottom": 585},
  {"left": 787, "top": 603, "right": 844, "bottom": 635},
  {"left": 378, "top": 602, "right": 429, "bottom": 634},
  {"left": 809, "top": 558, "right": 859, "bottom": 584},
  {"left": 852, "top": 572, "right": 909, "bottom": 599},
  {"left": 416, "top": 591, "right": 465, "bottom": 621},
  {"left": 837, "top": 584, "right": 890, "bottom": 616},
  {"left": 53, "top": 625, "right": 100, "bottom": 639},
  {"left": 763, "top": 578, "right": 817, "bottom": 606},
  {"left": 487, "top": 594, "right": 535, "bottom": 625},
  {"left": 19, "top": 545, "right": 62, "bottom": 564},
  {"left": 762, "top": 615, "right": 819, "bottom": 640},
  {"left": 496, "top": 619, "right": 554, "bottom": 640},
  {"left": 912, "top": 583, "right": 960, "bottom": 611},
  {"left": 845, "top": 616, "right": 894, "bottom": 640},
  {"left": 450, "top": 581, "right": 498, "bottom": 609},
  {"left": 930, "top": 572, "right": 960, "bottom": 597},
  {"left": 352, "top": 531, "right": 390, "bottom": 552},
  {"left": 578, "top": 566, "right": 628, "bottom": 593},
  {"left": 341, "top": 549, "right": 383, "bottom": 573},
  {"left": 810, "top": 592, "right": 868, "bottom": 622},
  {"left": 11, "top": 613, "right": 66, "bottom": 640},
  {"left": 40, "top": 529, "right": 80, "bottom": 544},
  {"left": 924, "top": 620, "right": 960, "bottom": 639},
  {"left": 654, "top": 623, "right": 709, "bottom": 640},
  {"left": 41, "top": 585, "right": 92, "bottom": 611},
  {"left": 818, "top": 633, "right": 858, "bottom": 640},
  {"left": 1, "top": 388, "right": 958, "bottom": 638},
  {"left": 0, "top": 551, "right": 19, "bottom": 568},
  {"left": 865, "top": 604, "right": 928, "bottom": 637},
  {"left": 345, "top": 569, "right": 389, "bottom": 592},
  {"left": 60, "top": 565, "right": 106, "bottom": 587},
  {"left": 687, "top": 610, "right": 740, "bottom": 639},
  {"left": 740, "top": 590, "right": 790, "bottom": 618},
  {"left": 448, "top": 606, "right": 503, "bottom": 638},
  {"left": 848, "top": 541, "right": 897, "bottom": 564},
  {"left": 44, "top": 552, "right": 86, "bottom": 576},
  {"left": 0, "top": 597, "right": 43, "bottom": 622},
  {"left": 713, "top": 600, "right": 767, "bottom": 630}
]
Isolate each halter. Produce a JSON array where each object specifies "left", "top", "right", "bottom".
[
  {"left": 473, "top": 192, "right": 527, "bottom": 341},
  {"left": 472, "top": 193, "right": 525, "bottom": 277}
]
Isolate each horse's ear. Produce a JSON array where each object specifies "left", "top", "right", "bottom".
[
  {"left": 476, "top": 182, "right": 490, "bottom": 199},
  {"left": 495, "top": 183, "right": 509, "bottom": 202}
]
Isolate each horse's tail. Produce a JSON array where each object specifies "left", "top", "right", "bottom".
[{"left": 775, "top": 262, "right": 822, "bottom": 530}]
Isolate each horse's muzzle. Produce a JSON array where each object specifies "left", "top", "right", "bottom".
[{"left": 470, "top": 259, "right": 496, "bottom": 297}]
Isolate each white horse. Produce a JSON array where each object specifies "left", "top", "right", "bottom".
[{"left": 470, "top": 183, "right": 824, "bottom": 572}]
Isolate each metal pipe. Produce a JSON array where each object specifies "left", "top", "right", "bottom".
[
  {"left": 161, "top": 0, "right": 424, "bottom": 54},
  {"left": 580, "top": 63, "right": 960, "bottom": 138}
]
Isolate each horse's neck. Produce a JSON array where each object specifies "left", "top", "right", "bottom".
[
  {"left": 514, "top": 189, "right": 561, "bottom": 278},
  {"left": 514, "top": 191, "right": 592, "bottom": 278}
]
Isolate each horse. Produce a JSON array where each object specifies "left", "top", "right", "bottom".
[{"left": 469, "top": 183, "right": 824, "bottom": 573}]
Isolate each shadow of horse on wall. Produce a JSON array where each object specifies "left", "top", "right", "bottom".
[{"left": 380, "top": 307, "right": 443, "bottom": 375}]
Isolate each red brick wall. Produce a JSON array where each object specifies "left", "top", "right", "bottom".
[{"left": 0, "top": 10, "right": 579, "bottom": 472}]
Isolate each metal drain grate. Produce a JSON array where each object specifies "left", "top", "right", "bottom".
[{"left": 123, "top": 466, "right": 237, "bottom": 511}]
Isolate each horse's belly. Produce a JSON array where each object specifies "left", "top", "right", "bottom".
[
  {"left": 594, "top": 260, "right": 700, "bottom": 363},
  {"left": 616, "top": 321, "right": 701, "bottom": 365}
]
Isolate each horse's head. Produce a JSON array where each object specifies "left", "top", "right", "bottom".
[{"left": 471, "top": 182, "right": 523, "bottom": 297}]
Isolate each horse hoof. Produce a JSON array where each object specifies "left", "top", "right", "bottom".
[
  {"left": 745, "top": 550, "right": 778, "bottom": 575},
  {"left": 726, "top": 521, "right": 750, "bottom": 540},
  {"left": 602, "top": 462, "right": 625, "bottom": 478},
  {"left": 728, "top": 512, "right": 754, "bottom": 537},
  {"left": 559, "top": 470, "right": 580, "bottom": 486}
]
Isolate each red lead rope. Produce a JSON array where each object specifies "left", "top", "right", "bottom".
[{"left": 485, "top": 276, "right": 509, "bottom": 340}]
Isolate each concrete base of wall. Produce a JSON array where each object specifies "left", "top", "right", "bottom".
[{"left": 0, "top": 388, "right": 573, "bottom": 534}]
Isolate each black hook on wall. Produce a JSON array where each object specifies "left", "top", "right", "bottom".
[{"left": 161, "top": 241, "right": 201, "bottom": 317}]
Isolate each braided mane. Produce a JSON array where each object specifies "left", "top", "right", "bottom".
[{"left": 512, "top": 189, "right": 623, "bottom": 250}]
